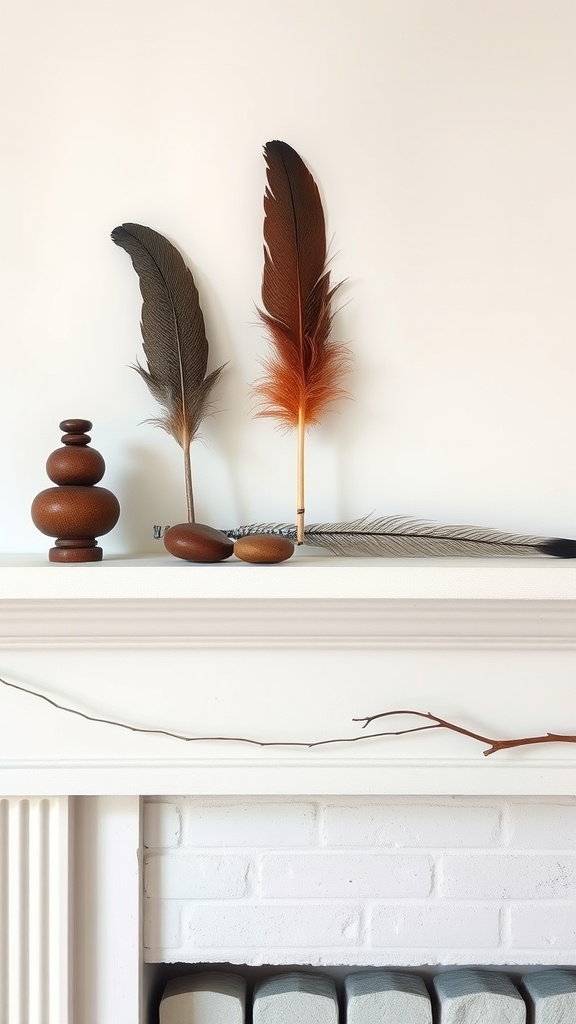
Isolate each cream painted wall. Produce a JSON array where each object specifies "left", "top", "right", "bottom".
[{"left": 1, "top": 0, "right": 575, "bottom": 554}]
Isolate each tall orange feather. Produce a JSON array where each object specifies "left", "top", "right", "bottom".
[{"left": 254, "top": 140, "right": 350, "bottom": 542}]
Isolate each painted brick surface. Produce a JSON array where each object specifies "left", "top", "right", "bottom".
[
  {"left": 183, "top": 903, "right": 362, "bottom": 949},
  {"left": 144, "top": 853, "right": 249, "bottom": 899},
  {"left": 509, "top": 903, "right": 576, "bottom": 947},
  {"left": 143, "top": 797, "right": 576, "bottom": 965},
  {"left": 370, "top": 904, "right": 501, "bottom": 948},
  {"left": 508, "top": 800, "right": 576, "bottom": 849},
  {"left": 144, "top": 898, "right": 181, "bottom": 950},
  {"left": 323, "top": 801, "right": 501, "bottom": 848},
  {"left": 441, "top": 854, "right": 576, "bottom": 900},
  {"left": 261, "top": 853, "right": 433, "bottom": 898},
  {"left": 182, "top": 801, "right": 317, "bottom": 847},
  {"left": 144, "top": 801, "right": 182, "bottom": 849}
]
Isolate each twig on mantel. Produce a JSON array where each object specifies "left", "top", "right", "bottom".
[
  {"left": 353, "top": 710, "right": 576, "bottom": 757},
  {"left": 1, "top": 674, "right": 575, "bottom": 756}
]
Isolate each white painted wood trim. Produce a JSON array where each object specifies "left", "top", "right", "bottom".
[
  {"left": 0, "top": 797, "right": 70, "bottom": 1024},
  {"left": 0, "top": 760, "right": 575, "bottom": 797},
  {"left": 1, "top": 598, "right": 576, "bottom": 649},
  {"left": 2, "top": 579, "right": 576, "bottom": 797},
  {"left": 72, "top": 797, "right": 142, "bottom": 1024},
  {"left": 2, "top": 554, "right": 576, "bottom": 600}
]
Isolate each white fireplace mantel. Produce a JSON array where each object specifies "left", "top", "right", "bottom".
[
  {"left": 3, "top": 554, "right": 576, "bottom": 1024},
  {"left": 2, "top": 554, "right": 576, "bottom": 797}
]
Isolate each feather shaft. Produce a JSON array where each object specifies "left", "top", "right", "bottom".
[
  {"left": 223, "top": 517, "right": 576, "bottom": 558},
  {"left": 111, "top": 222, "right": 224, "bottom": 522},
  {"left": 183, "top": 443, "right": 194, "bottom": 524},
  {"left": 297, "top": 408, "right": 305, "bottom": 544}
]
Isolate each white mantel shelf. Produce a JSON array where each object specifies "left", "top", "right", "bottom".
[{"left": 2, "top": 552, "right": 576, "bottom": 600}]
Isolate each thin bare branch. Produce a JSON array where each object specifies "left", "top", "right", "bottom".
[
  {"left": 0, "top": 675, "right": 436, "bottom": 749},
  {"left": 353, "top": 710, "right": 496, "bottom": 751},
  {"left": 2, "top": 674, "right": 576, "bottom": 757}
]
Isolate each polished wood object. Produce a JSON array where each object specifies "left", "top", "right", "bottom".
[
  {"left": 164, "top": 523, "right": 234, "bottom": 562},
  {"left": 31, "top": 419, "right": 120, "bottom": 562}
]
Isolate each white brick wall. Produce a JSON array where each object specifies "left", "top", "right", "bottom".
[{"left": 143, "top": 797, "right": 576, "bottom": 966}]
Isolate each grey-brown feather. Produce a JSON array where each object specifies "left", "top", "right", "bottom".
[
  {"left": 224, "top": 517, "right": 576, "bottom": 557},
  {"left": 111, "top": 223, "right": 225, "bottom": 447}
]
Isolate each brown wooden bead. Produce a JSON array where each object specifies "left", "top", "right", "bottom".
[
  {"left": 164, "top": 523, "right": 234, "bottom": 563},
  {"left": 55, "top": 539, "right": 98, "bottom": 548},
  {"left": 234, "top": 534, "right": 294, "bottom": 564},
  {"left": 31, "top": 486, "right": 120, "bottom": 538},
  {"left": 46, "top": 446, "right": 105, "bottom": 485},
  {"left": 60, "top": 432, "right": 91, "bottom": 446},
  {"left": 59, "top": 418, "right": 92, "bottom": 433},
  {"left": 49, "top": 545, "right": 103, "bottom": 563},
  {"left": 50, "top": 540, "right": 101, "bottom": 565}
]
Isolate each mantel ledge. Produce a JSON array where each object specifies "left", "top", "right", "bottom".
[
  {"left": 2, "top": 554, "right": 576, "bottom": 647},
  {"left": 2, "top": 553, "right": 576, "bottom": 601}
]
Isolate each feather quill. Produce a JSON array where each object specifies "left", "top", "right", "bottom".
[
  {"left": 255, "top": 141, "right": 350, "bottom": 542},
  {"left": 111, "top": 222, "right": 224, "bottom": 523},
  {"left": 224, "top": 516, "right": 576, "bottom": 558}
]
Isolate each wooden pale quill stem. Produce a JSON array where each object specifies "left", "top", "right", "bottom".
[{"left": 254, "top": 141, "right": 350, "bottom": 543}]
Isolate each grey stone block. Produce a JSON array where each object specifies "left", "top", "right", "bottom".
[
  {"left": 160, "top": 972, "right": 246, "bottom": 1024},
  {"left": 345, "top": 970, "right": 432, "bottom": 1024},
  {"left": 254, "top": 972, "right": 338, "bottom": 1024},
  {"left": 433, "top": 969, "right": 525, "bottom": 1024},
  {"left": 522, "top": 968, "right": 576, "bottom": 1024}
]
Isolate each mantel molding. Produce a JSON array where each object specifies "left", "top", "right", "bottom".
[
  {"left": 1, "top": 758, "right": 576, "bottom": 797},
  {"left": 2, "top": 580, "right": 576, "bottom": 798},
  {"left": 1, "top": 597, "right": 576, "bottom": 649}
]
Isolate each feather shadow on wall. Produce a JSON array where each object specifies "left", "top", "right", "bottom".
[{"left": 111, "top": 223, "right": 225, "bottom": 524}]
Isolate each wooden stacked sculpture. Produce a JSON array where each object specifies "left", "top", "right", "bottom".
[{"left": 31, "top": 419, "right": 120, "bottom": 562}]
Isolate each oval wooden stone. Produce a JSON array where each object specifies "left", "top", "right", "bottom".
[
  {"left": 164, "top": 523, "right": 234, "bottom": 563},
  {"left": 234, "top": 534, "right": 294, "bottom": 564}
]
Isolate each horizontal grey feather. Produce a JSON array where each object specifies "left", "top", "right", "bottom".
[{"left": 223, "top": 517, "right": 576, "bottom": 558}]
